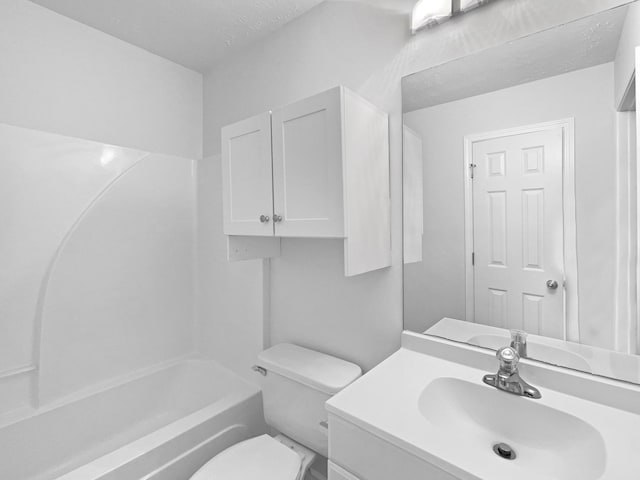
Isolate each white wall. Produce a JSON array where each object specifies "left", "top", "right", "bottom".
[
  {"left": 199, "top": 0, "right": 634, "bottom": 380},
  {"left": 196, "top": 153, "right": 267, "bottom": 385},
  {"left": 404, "top": 63, "right": 618, "bottom": 350},
  {"left": 0, "top": 0, "right": 202, "bottom": 413},
  {"left": 0, "top": 0, "right": 203, "bottom": 159}
]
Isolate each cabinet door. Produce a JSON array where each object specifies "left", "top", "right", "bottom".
[
  {"left": 221, "top": 112, "right": 274, "bottom": 236},
  {"left": 272, "top": 87, "right": 345, "bottom": 237}
]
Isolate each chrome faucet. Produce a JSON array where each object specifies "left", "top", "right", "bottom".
[
  {"left": 510, "top": 329, "right": 528, "bottom": 358},
  {"left": 482, "top": 346, "right": 541, "bottom": 399}
]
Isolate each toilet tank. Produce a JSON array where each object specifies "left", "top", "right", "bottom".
[{"left": 256, "top": 344, "right": 362, "bottom": 458}]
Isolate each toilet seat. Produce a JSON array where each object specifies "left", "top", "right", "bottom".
[{"left": 190, "top": 434, "right": 302, "bottom": 480}]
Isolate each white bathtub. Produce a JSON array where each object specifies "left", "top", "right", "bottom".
[{"left": 0, "top": 359, "right": 267, "bottom": 480}]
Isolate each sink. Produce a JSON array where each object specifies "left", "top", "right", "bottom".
[
  {"left": 418, "top": 377, "right": 606, "bottom": 480},
  {"left": 327, "top": 332, "right": 640, "bottom": 480},
  {"left": 468, "top": 334, "right": 592, "bottom": 372}
]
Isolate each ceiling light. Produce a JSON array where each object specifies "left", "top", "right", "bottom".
[
  {"left": 411, "top": 0, "right": 495, "bottom": 33},
  {"left": 411, "top": 0, "right": 452, "bottom": 33}
]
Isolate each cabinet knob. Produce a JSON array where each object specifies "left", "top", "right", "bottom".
[
  {"left": 259, "top": 215, "right": 270, "bottom": 223},
  {"left": 273, "top": 214, "right": 283, "bottom": 223}
]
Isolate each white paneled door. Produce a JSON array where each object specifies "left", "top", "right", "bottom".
[
  {"left": 221, "top": 112, "right": 274, "bottom": 236},
  {"left": 471, "top": 126, "right": 565, "bottom": 338}
]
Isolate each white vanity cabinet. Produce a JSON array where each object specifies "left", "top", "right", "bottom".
[
  {"left": 328, "top": 461, "right": 361, "bottom": 480},
  {"left": 328, "top": 415, "right": 458, "bottom": 480},
  {"left": 221, "top": 86, "right": 391, "bottom": 276}
]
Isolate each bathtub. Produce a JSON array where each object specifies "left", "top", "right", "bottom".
[{"left": 0, "top": 359, "right": 268, "bottom": 480}]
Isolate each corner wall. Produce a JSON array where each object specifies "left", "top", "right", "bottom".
[{"left": 614, "top": 1, "right": 640, "bottom": 107}]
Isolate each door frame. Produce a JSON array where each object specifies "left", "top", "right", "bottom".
[{"left": 463, "top": 118, "right": 579, "bottom": 341}]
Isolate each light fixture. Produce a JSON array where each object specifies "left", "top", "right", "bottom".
[
  {"left": 411, "top": 0, "right": 452, "bottom": 33},
  {"left": 411, "top": 0, "right": 494, "bottom": 34}
]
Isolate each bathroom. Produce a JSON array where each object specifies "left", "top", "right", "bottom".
[{"left": 1, "top": 0, "right": 639, "bottom": 478}]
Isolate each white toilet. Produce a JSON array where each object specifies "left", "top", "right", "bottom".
[{"left": 190, "top": 343, "right": 362, "bottom": 480}]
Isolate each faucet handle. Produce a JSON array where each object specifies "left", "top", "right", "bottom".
[
  {"left": 510, "top": 329, "right": 527, "bottom": 344},
  {"left": 496, "top": 346, "right": 519, "bottom": 374},
  {"left": 510, "top": 329, "right": 528, "bottom": 357}
]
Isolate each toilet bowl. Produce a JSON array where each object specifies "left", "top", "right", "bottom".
[
  {"left": 189, "top": 343, "right": 361, "bottom": 480},
  {"left": 191, "top": 434, "right": 316, "bottom": 480}
]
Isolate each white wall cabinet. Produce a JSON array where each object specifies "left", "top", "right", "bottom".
[
  {"left": 221, "top": 111, "right": 274, "bottom": 237},
  {"left": 402, "top": 125, "right": 423, "bottom": 264},
  {"left": 221, "top": 86, "right": 391, "bottom": 276},
  {"left": 272, "top": 87, "right": 345, "bottom": 237}
]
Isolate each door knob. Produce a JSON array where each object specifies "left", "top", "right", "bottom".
[
  {"left": 546, "top": 280, "right": 559, "bottom": 290},
  {"left": 259, "top": 215, "right": 270, "bottom": 223},
  {"left": 273, "top": 214, "right": 282, "bottom": 223}
]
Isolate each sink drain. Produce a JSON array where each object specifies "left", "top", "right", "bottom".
[{"left": 493, "top": 442, "right": 516, "bottom": 460}]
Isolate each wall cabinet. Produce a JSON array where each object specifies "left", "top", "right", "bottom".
[
  {"left": 221, "top": 112, "right": 274, "bottom": 236},
  {"left": 221, "top": 86, "right": 391, "bottom": 276}
]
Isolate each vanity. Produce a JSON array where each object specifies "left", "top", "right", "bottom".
[
  {"left": 321, "top": 3, "right": 640, "bottom": 479},
  {"left": 339, "top": 3, "right": 640, "bottom": 478},
  {"left": 326, "top": 332, "right": 640, "bottom": 480}
]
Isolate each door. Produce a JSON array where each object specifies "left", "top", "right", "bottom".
[
  {"left": 471, "top": 126, "right": 564, "bottom": 338},
  {"left": 271, "top": 87, "right": 345, "bottom": 237},
  {"left": 221, "top": 112, "right": 274, "bottom": 236}
]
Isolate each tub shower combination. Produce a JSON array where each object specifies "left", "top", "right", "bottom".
[
  {"left": 0, "top": 124, "right": 266, "bottom": 480},
  {"left": 0, "top": 359, "right": 267, "bottom": 480}
]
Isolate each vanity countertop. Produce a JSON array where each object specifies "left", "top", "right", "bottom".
[
  {"left": 426, "top": 318, "right": 640, "bottom": 383},
  {"left": 326, "top": 332, "right": 640, "bottom": 480}
]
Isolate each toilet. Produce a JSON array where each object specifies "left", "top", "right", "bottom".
[{"left": 190, "top": 343, "right": 362, "bottom": 480}]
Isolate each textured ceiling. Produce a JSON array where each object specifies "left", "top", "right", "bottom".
[
  {"left": 28, "top": 0, "right": 328, "bottom": 72},
  {"left": 402, "top": 5, "right": 629, "bottom": 112}
]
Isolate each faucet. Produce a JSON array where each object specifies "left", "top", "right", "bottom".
[
  {"left": 510, "top": 329, "right": 527, "bottom": 357},
  {"left": 482, "top": 346, "right": 542, "bottom": 399}
]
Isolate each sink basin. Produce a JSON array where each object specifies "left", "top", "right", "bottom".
[
  {"left": 418, "top": 377, "right": 606, "bottom": 480},
  {"left": 468, "top": 334, "right": 592, "bottom": 372},
  {"left": 327, "top": 333, "right": 640, "bottom": 480}
]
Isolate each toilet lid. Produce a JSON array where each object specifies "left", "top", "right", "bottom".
[{"left": 190, "top": 435, "right": 302, "bottom": 480}]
